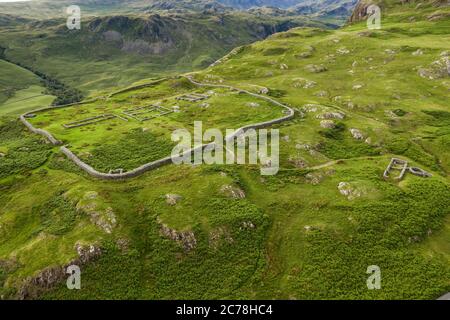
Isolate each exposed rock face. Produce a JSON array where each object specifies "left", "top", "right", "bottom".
[
  {"left": 76, "top": 192, "right": 117, "bottom": 234},
  {"left": 412, "top": 49, "right": 424, "bottom": 56},
  {"left": 209, "top": 227, "right": 234, "bottom": 249},
  {"left": 259, "top": 87, "right": 269, "bottom": 94},
  {"left": 301, "top": 104, "right": 319, "bottom": 113},
  {"left": 338, "top": 182, "right": 363, "bottom": 200},
  {"left": 305, "top": 64, "right": 328, "bottom": 73},
  {"left": 288, "top": 157, "right": 309, "bottom": 168},
  {"left": 350, "top": 128, "right": 365, "bottom": 140},
  {"left": 427, "top": 11, "right": 450, "bottom": 21},
  {"left": 241, "top": 221, "right": 256, "bottom": 229},
  {"left": 18, "top": 243, "right": 101, "bottom": 300},
  {"left": 292, "top": 78, "right": 317, "bottom": 89},
  {"left": 337, "top": 47, "right": 350, "bottom": 55},
  {"left": 349, "top": 0, "right": 449, "bottom": 24},
  {"left": 320, "top": 120, "right": 336, "bottom": 128},
  {"left": 348, "top": 0, "right": 376, "bottom": 23},
  {"left": 418, "top": 53, "right": 450, "bottom": 79},
  {"left": 165, "top": 194, "right": 182, "bottom": 206},
  {"left": 306, "top": 169, "right": 334, "bottom": 185},
  {"left": 314, "top": 90, "right": 329, "bottom": 97},
  {"left": 116, "top": 238, "right": 130, "bottom": 252},
  {"left": 306, "top": 172, "right": 324, "bottom": 185},
  {"left": 296, "top": 143, "right": 311, "bottom": 151},
  {"left": 316, "top": 112, "right": 346, "bottom": 120},
  {"left": 160, "top": 224, "right": 197, "bottom": 252},
  {"left": 220, "top": 185, "right": 246, "bottom": 199}
]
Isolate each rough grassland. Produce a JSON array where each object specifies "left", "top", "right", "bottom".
[
  {"left": 0, "top": 1, "right": 449, "bottom": 299},
  {"left": 0, "top": 60, "right": 55, "bottom": 115}
]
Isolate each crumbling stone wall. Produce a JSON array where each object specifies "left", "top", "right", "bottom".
[{"left": 21, "top": 76, "right": 295, "bottom": 180}]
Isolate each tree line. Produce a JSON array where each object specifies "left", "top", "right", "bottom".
[{"left": 0, "top": 47, "right": 83, "bottom": 105}]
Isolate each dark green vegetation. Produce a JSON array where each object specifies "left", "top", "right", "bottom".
[
  {"left": 86, "top": 129, "right": 175, "bottom": 172},
  {"left": 26, "top": 77, "right": 284, "bottom": 172},
  {"left": 0, "top": 59, "right": 55, "bottom": 116},
  {"left": 2, "top": 58, "right": 83, "bottom": 106},
  {"left": 0, "top": 121, "right": 52, "bottom": 179},
  {"left": 0, "top": 0, "right": 449, "bottom": 300},
  {"left": 0, "top": 4, "right": 330, "bottom": 99}
]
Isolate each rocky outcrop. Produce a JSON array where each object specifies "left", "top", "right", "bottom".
[
  {"left": 350, "top": 128, "right": 365, "bottom": 140},
  {"left": 220, "top": 185, "right": 246, "bottom": 199},
  {"left": 76, "top": 191, "right": 117, "bottom": 234},
  {"left": 338, "top": 182, "right": 364, "bottom": 200},
  {"left": 288, "top": 157, "right": 309, "bottom": 168},
  {"left": 418, "top": 52, "right": 450, "bottom": 80},
  {"left": 305, "top": 64, "right": 328, "bottom": 73},
  {"left": 320, "top": 120, "right": 336, "bottom": 128},
  {"left": 160, "top": 224, "right": 197, "bottom": 252},
  {"left": 348, "top": 0, "right": 374, "bottom": 23},
  {"left": 349, "top": 0, "right": 449, "bottom": 24},
  {"left": 18, "top": 243, "right": 101, "bottom": 300},
  {"left": 316, "top": 112, "right": 346, "bottom": 120},
  {"left": 165, "top": 194, "right": 182, "bottom": 206},
  {"left": 209, "top": 227, "right": 234, "bottom": 249}
]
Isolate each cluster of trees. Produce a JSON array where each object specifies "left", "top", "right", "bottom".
[
  {"left": 35, "top": 69, "right": 84, "bottom": 105},
  {"left": 0, "top": 50, "right": 83, "bottom": 105},
  {"left": 14, "top": 61, "right": 83, "bottom": 106}
]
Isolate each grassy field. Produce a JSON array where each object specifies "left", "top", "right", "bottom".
[
  {"left": 27, "top": 77, "right": 284, "bottom": 171},
  {"left": 0, "top": 59, "right": 55, "bottom": 116},
  {"left": 0, "top": 11, "right": 330, "bottom": 98},
  {"left": 0, "top": 0, "right": 449, "bottom": 299}
]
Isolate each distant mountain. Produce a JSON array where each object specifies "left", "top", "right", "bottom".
[
  {"left": 291, "top": 0, "right": 358, "bottom": 20},
  {"left": 0, "top": 0, "right": 359, "bottom": 18},
  {"left": 0, "top": 13, "right": 31, "bottom": 27},
  {"left": 0, "top": 11, "right": 328, "bottom": 94},
  {"left": 216, "top": 0, "right": 302, "bottom": 9}
]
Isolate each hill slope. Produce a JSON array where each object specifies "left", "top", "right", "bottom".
[
  {"left": 0, "top": 59, "right": 55, "bottom": 116},
  {"left": 0, "top": 0, "right": 449, "bottom": 300},
  {"left": 0, "top": 12, "right": 328, "bottom": 97}
]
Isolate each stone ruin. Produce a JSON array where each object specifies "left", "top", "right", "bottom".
[
  {"left": 122, "top": 104, "right": 173, "bottom": 122},
  {"left": 63, "top": 113, "right": 118, "bottom": 129},
  {"left": 383, "top": 158, "right": 432, "bottom": 180},
  {"left": 176, "top": 92, "right": 209, "bottom": 102}
]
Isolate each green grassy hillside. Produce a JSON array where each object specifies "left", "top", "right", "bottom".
[
  {"left": 0, "top": 0, "right": 449, "bottom": 300},
  {"left": 0, "top": 59, "right": 55, "bottom": 116},
  {"left": 0, "top": 11, "right": 329, "bottom": 98}
]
